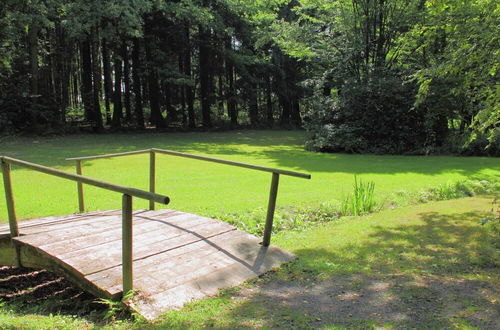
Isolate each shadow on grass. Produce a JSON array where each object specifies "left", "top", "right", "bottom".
[
  {"left": 148, "top": 209, "right": 499, "bottom": 328},
  {"left": 1, "top": 131, "right": 498, "bottom": 178},
  {"left": 0, "top": 208, "right": 497, "bottom": 328}
]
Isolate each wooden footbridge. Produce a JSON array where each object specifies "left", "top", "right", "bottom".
[{"left": 0, "top": 149, "right": 310, "bottom": 319}]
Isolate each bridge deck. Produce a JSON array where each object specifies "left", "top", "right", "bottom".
[{"left": 0, "top": 210, "right": 294, "bottom": 320}]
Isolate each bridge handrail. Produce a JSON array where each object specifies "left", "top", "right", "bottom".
[
  {"left": 0, "top": 155, "right": 170, "bottom": 295},
  {"left": 67, "top": 148, "right": 311, "bottom": 179},
  {"left": 66, "top": 148, "right": 311, "bottom": 247},
  {"left": 1, "top": 156, "right": 169, "bottom": 205}
]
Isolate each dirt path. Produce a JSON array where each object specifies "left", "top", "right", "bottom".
[{"left": 234, "top": 270, "right": 499, "bottom": 328}]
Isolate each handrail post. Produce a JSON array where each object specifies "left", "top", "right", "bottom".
[
  {"left": 1, "top": 159, "right": 19, "bottom": 237},
  {"left": 149, "top": 150, "right": 156, "bottom": 210},
  {"left": 76, "top": 160, "right": 84, "bottom": 213},
  {"left": 122, "top": 194, "right": 133, "bottom": 295},
  {"left": 263, "top": 172, "right": 280, "bottom": 247}
]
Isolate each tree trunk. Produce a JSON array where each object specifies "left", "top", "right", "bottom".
[
  {"left": 60, "top": 27, "right": 71, "bottom": 123},
  {"left": 102, "top": 38, "right": 113, "bottom": 124},
  {"left": 291, "top": 95, "right": 302, "bottom": 127},
  {"left": 28, "top": 23, "right": 39, "bottom": 96},
  {"left": 198, "top": 25, "right": 212, "bottom": 127},
  {"left": 144, "top": 14, "right": 165, "bottom": 128},
  {"left": 184, "top": 24, "right": 195, "bottom": 128},
  {"left": 112, "top": 50, "right": 123, "bottom": 127},
  {"left": 123, "top": 42, "right": 132, "bottom": 122},
  {"left": 225, "top": 38, "right": 237, "bottom": 127},
  {"left": 163, "top": 83, "right": 176, "bottom": 124},
  {"left": 179, "top": 53, "right": 187, "bottom": 127},
  {"left": 80, "top": 37, "right": 94, "bottom": 122},
  {"left": 132, "top": 38, "right": 145, "bottom": 128},
  {"left": 279, "top": 96, "right": 291, "bottom": 126},
  {"left": 90, "top": 26, "right": 103, "bottom": 129},
  {"left": 265, "top": 74, "right": 273, "bottom": 127}
]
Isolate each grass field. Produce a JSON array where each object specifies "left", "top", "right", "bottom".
[
  {"left": 0, "top": 131, "right": 498, "bottom": 223},
  {"left": 0, "top": 197, "right": 497, "bottom": 328}
]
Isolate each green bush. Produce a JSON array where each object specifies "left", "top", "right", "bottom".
[{"left": 304, "top": 72, "right": 426, "bottom": 154}]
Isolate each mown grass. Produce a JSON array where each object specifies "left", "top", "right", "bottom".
[
  {"left": 0, "top": 197, "right": 497, "bottom": 329},
  {"left": 0, "top": 130, "right": 498, "bottom": 224}
]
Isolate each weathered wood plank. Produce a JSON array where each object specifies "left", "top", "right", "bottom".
[
  {"left": 0, "top": 210, "right": 120, "bottom": 237},
  {"left": 20, "top": 212, "right": 203, "bottom": 252},
  {"left": 86, "top": 229, "right": 246, "bottom": 293},
  {"left": 60, "top": 222, "right": 236, "bottom": 276},
  {"left": 128, "top": 240, "right": 294, "bottom": 319},
  {"left": 11, "top": 210, "right": 183, "bottom": 244},
  {"left": 50, "top": 213, "right": 224, "bottom": 258}
]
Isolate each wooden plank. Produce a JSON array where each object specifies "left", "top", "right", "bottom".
[
  {"left": 128, "top": 238, "right": 295, "bottom": 320},
  {"left": 60, "top": 221, "right": 236, "bottom": 276},
  {"left": 47, "top": 213, "right": 220, "bottom": 259},
  {"left": 14, "top": 214, "right": 127, "bottom": 244},
  {"left": 17, "top": 210, "right": 188, "bottom": 248},
  {"left": 13, "top": 209, "right": 178, "bottom": 241},
  {"left": 86, "top": 228, "right": 245, "bottom": 294},
  {"left": 30, "top": 212, "right": 199, "bottom": 255},
  {"left": 140, "top": 231, "right": 292, "bottom": 292},
  {"left": 131, "top": 262, "right": 263, "bottom": 320},
  {"left": 0, "top": 210, "right": 122, "bottom": 237}
]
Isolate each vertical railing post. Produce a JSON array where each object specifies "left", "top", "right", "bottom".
[
  {"left": 1, "top": 158, "right": 19, "bottom": 237},
  {"left": 76, "top": 160, "right": 84, "bottom": 213},
  {"left": 122, "top": 194, "right": 133, "bottom": 295},
  {"left": 149, "top": 150, "right": 156, "bottom": 210},
  {"left": 263, "top": 172, "right": 280, "bottom": 247}
]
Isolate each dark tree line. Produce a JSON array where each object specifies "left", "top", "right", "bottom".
[
  {"left": 0, "top": 0, "right": 498, "bottom": 156},
  {"left": 0, "top": 0, "right": 303, "bottom": 133}
]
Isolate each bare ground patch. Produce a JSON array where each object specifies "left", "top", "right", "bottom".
[
  {"left": 0, "top": 266, "right": 104, "bottom": 317},
  {"left": 236, "top": 271, "right": 499, "bottom": 328}
]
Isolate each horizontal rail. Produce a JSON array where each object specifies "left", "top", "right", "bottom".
[
  {"left": 66, "top": 149, "right": 150, "bottom": 161},
  {"left": 1, "top": 156, "right": 170, "bottom": 205},
  {"left": 66, "top": 148, "right": 310, "bottom": 179},
  {"left": 152, "top": 148, "right": 311, "bottom": 179}
]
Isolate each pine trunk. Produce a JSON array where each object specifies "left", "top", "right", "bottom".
[
  {"left": 132, "top": 38, "right": 145, "bottom": 128},
  {"left": 198, "top": 25, "right": 212, "bottom": 127}
]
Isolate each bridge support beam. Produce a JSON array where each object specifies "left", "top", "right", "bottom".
[
  {"left": 122, "top": 194, "right": 133, "bottom": 295},
  {"left": 263, "top": 172, "right": 279, "bottom": 247},
  {"left": 1, "top": 159, "right": 18, "bottom": 237}
]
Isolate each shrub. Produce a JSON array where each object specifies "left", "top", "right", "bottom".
[{"left": 304, "top": 72, "right": 425, "bottom": 154}]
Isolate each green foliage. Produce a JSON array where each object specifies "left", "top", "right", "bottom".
[
  {"left": 390, "top": 179, "right": 500, "bottom": 207},
  {"left": 96, "top": 290, "right": 136, "bottom": 322},
  {"left": 412, "top": 0, "right": 500, "bottom": 151},
  {"left": 481, "top": 199, "right": 500, "bottom": 243},
  {"left": 305, "top": 74, "right": 423, "bottom": 153},
  {"left": 340, "top": 176, "right": 377, "bottom": 216},
  {"left": 273, "top": 0, "right": 500, "bottom": 155}
]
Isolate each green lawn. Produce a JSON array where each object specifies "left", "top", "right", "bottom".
[
  {"left": 0, "top": 130, "right": 498, "bottom": 223},
  {"left": 0, "top": 197, "right": 497, "bottom": 328}
]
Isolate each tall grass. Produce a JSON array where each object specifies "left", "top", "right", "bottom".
[{"left": 340, "top": 176, "right": 377, "bottom": 216}]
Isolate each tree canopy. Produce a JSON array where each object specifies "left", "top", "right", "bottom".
[{"left": 0, "top": 0, "right": 498, "bottom": 155}]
